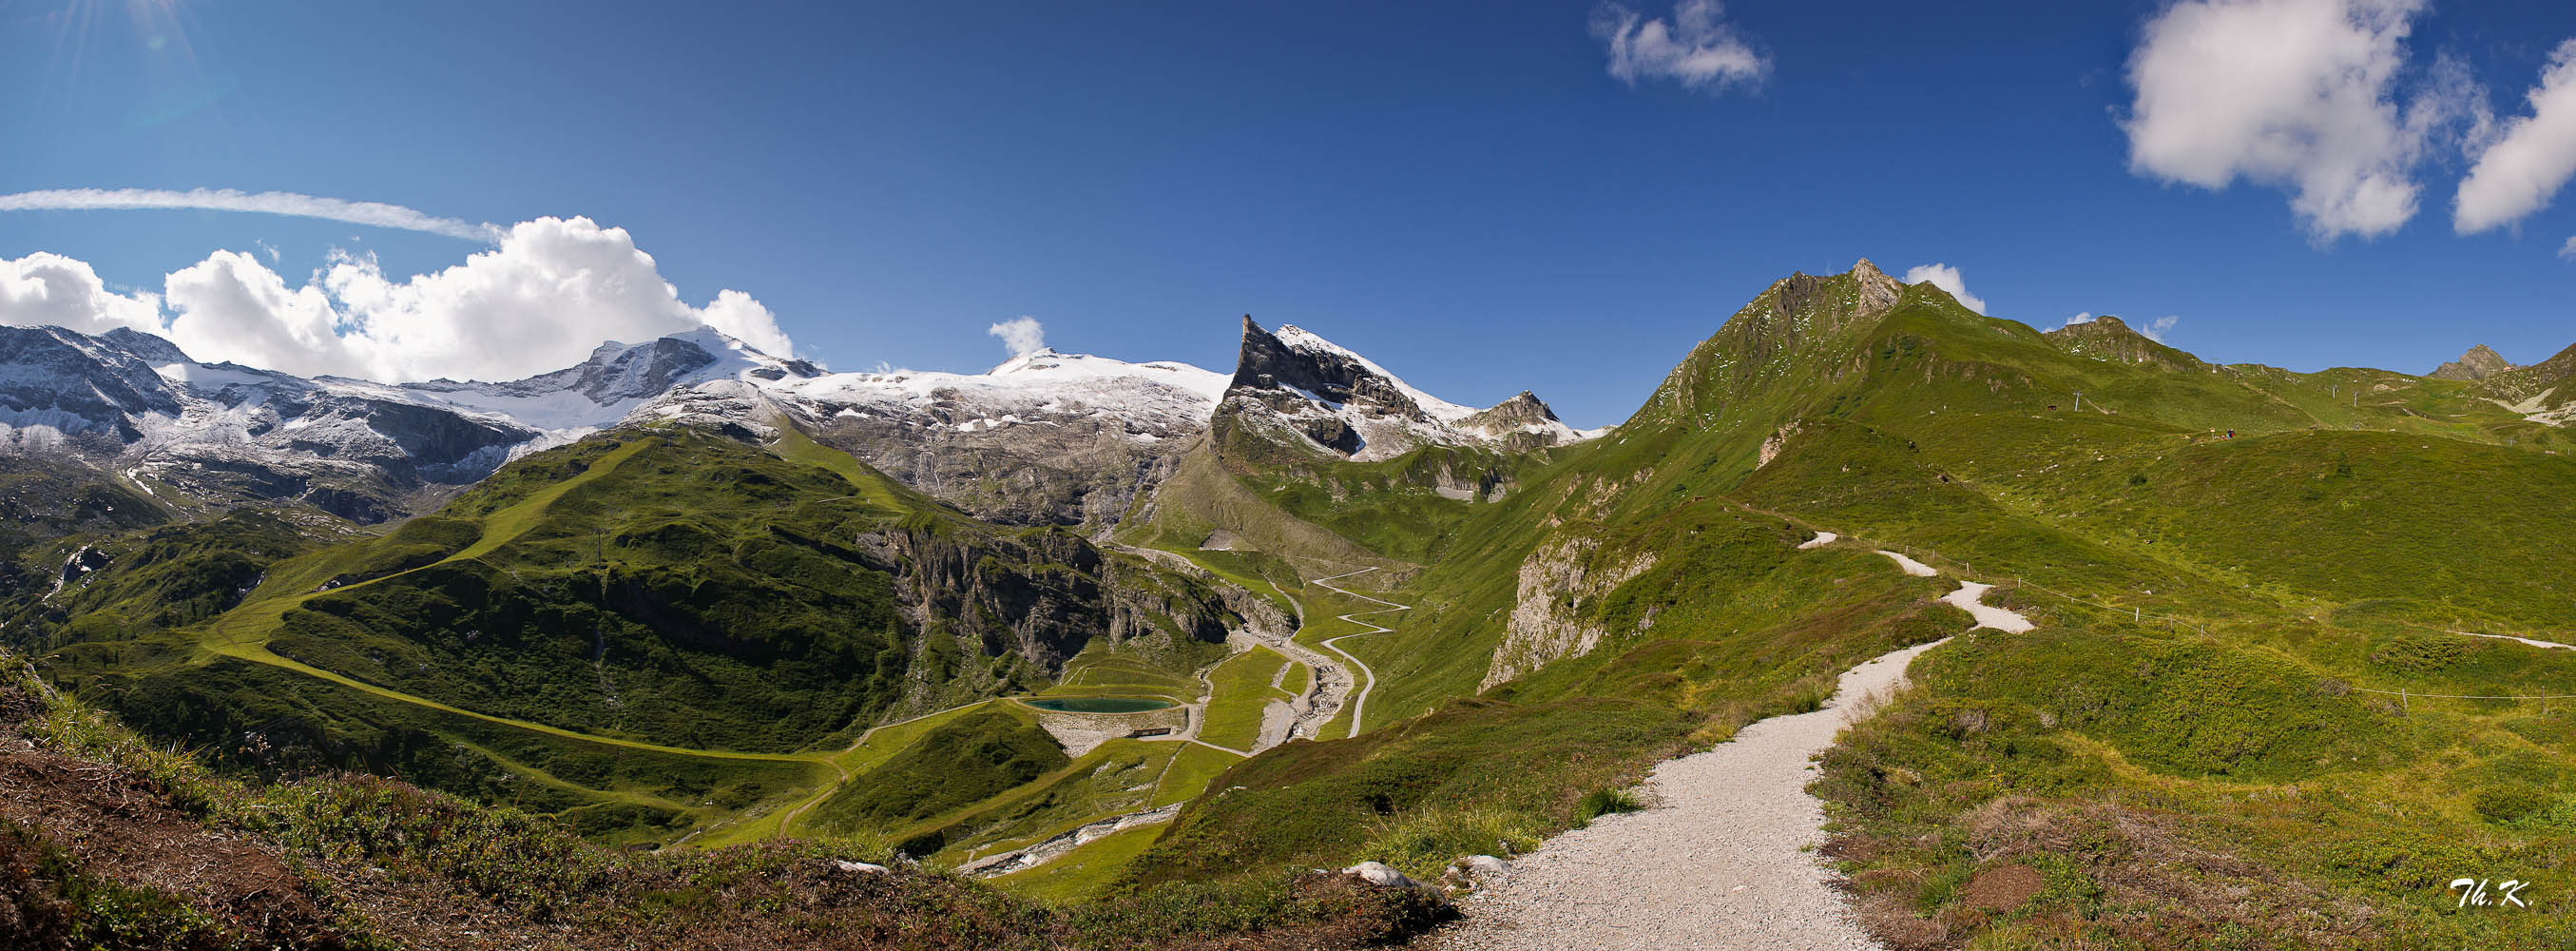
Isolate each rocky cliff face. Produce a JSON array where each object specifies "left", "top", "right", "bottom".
[
  {"left": 2431, "top": 344, "right": 2516, "bottom": 381},
  {"left": 856, "top": 521, "right": 1234, "bottom": 708},
  {"left": 1481, "top": 532, "right": 1657, "bottom": 689}
]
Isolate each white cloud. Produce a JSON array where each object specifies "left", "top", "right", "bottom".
[
  {"left": 0, "top": 187, "right": 501, "bottom": 243},
  {"left": 2062, "top": 312, "right": 2098, "bottom": 327},
  {"left": 2561, "top": 235, "right": 2576, "bottom": 260},
  {"left": 2121, "top": 0, "right": 2443, "bottom": 241},
  {"left": 987, "top": 317, "right": 1046, "bottom": 357},
  {"left": 2143, "top": 315, "right": 2181, "bottom": 342},
  {"left": 2, "top": 216, "right": 794, "bottom": 383},
  {"left": 164, "top": 250, "right": 372, "bottom": 378},
  {"left": 1591, "top": 0, "right": 1769, "bottom": 94},
  {"left": 1902, "top": 262, "right": 1987, "bottom": 315},
  {"left": 0, "top": 253, "right": 164, "bottom": 337},
  {"left": 2456, "top": 40, "right": 2576, "bottom": 234}
]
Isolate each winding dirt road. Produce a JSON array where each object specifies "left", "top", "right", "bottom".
[{"left": 1308, "top": 567, "right": 1409, "bottom": 735}]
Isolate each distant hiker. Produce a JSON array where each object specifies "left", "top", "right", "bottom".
[{"left": 2225, "top": 429, "right": 2235, "bottom": 439}]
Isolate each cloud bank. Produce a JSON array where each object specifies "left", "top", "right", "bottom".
[
  {"left": 987, "top": 317, "right": 1046, "bottom": 357},
  {"left": 0, "top": 216, "right": 795, "bottom": 383},
  {"left": 1591, "top": 0, "right": 1769, "bottom": 94},
  {"left": 2121, "top": 0, "right": 2457, "bottom": 241},
  {"left": 2456, "top": 40, "right": 2576, "bottom": 234},
  {"left": 1903, "top": 262, "right": 1987, "bottom": 315},
  {"left": 0, "top": 188, "right": 502, "bottom": 243},
  {"left": 0, "top": 253, "right": 164, "bottom": 337}
]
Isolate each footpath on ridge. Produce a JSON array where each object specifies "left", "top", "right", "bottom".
[{"left": 1427, "top": 534, "right": 2030, "bottom": 951}]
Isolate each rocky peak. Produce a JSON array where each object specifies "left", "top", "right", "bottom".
[
  {"left": 2430, "top": 344, "right": 2515, "bottom": 381},
  {"left": 1459, "top": 390, "right": 1596, "bottom": 449},
  {"left": 1463, "top": 391, "right": 1560, "bottom": 430},
  {"left": 1226, "top": 317, "right": 1430, "bottom": 421},
  {"left": 2044, "top": 316, "right": 2201, "bottom": 371},
  {"left": 0, "top": 325, "right": 188, "bottom": 440}
]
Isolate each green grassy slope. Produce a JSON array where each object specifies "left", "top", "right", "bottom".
[
  {"left": 0, "top": 648, "right": 1451, "bottom": 949},
  {"left": 1101, "top": 262, "right": 2576, "bottom": 950},
  {"left": 27, "top": 422, "right": 1238, "bottom": 848}
]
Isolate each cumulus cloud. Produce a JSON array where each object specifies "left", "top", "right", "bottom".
[
  {"left": 0, "top": 253, "right": 164, "bottom": 336},
  {"left": 2142, "top": 315, "right": 2182, "bottom": 342},
  {"left": 1902, "top": 263, "right": 1988, "bottom": 315},
  {"left": 0, "top": 187, "right": 501, "bottom": 243},
  {"left": 987, "top": 317, "right": 1046, "bottom": 357},
  {"left": 2455, "top": 40, "right": 2576, "bottom": 234},
  {"left": 2059, "top": 312, "right": 2099, "bottom": 330},
  {"left": 163, "top": 250, "right": 370, "bottom": 378},
  {"left": 2121, "top": 0, "right": 2450, "bottom": 241},
  {"left": 0, "top": 216, "right": 795, "bottom": 383},
  {"left": 1591, "top": 0, "right": 1769, "bottom": 94}
]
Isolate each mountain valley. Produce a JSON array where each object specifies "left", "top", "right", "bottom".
[{"left": 4, "top": 261, "right": 2574, "bottom": 949}]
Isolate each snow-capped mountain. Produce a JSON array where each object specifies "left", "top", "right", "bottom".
[
  {"left": 0, "top": 315, "right": 1592, "bottom": 528},
  {"left": 770, "top": 347, "right": 1231, "bottom": 526},
  {"left": 0, "top": 325, "right": 831, "bottom": 521},
  {"left": 0, "top": 321, "right": 1238, "bottom": 527},
  {"left": 0, "top": 324, "right": 541, "bottom": 521},
  {"left": 356, "top": 328, "right": 825, "bottom": 432},
  {"left": 1222, "top": 317, "right": 1599, "bottom": 460}
]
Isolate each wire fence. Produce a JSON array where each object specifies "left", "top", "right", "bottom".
[{"left": 1844, "top": 534, "right": 2575, "bottom": 708}]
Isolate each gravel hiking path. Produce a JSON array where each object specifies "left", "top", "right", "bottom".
[
  {"left": 1942, "top": 581, "right": 2035, "bottom": 633},
  {"left": 1875, "top": 550, "right": 1936, "bottom": 576},
  {"left": 2455, "top": 631, "right": 2576, "bottom": 650},
  {"left": 1426, "top": 636, "right": 1950, "bottom": 951},
  {"left": 1427, "top": 534, "right": 2035, "bottom": 950},
  {"left": 1797, "top": 532, "right": 1839, "bottom": 550}
]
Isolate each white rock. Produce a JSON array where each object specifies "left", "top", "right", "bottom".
[
  {"left": 1341, "top": 861, "right": 1426, "bottom": 889},
  {"left": 833, "top": 860, "right": 890, "bottom": 874},
  {"left": 1453, "top": 855, "right": 1513, "bottom": 879}
]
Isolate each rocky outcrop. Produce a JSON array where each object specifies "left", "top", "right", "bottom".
[
  {"left": 2431, "top": 344, "right": 2515, "bottom": 381},
  {"left": 1481, "top": 534, "right": 1658, "bottom": 689}
]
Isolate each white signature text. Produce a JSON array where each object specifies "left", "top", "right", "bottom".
[{"left": 2450, "top": 878, "right": 2531, "bottom": 909}]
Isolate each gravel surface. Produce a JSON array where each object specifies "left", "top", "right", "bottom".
[
  {"left": 1941, "top": 581, "right": 2035, "bottom": 633},
  {"left": 1423, "top": 636, "right": 1951, "bottom": 951},
  {"left": 1875, "top": 550, "right": 1937, "bottom": 576}
]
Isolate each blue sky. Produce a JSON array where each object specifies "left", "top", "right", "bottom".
[{"left": 4, "top": 1, "right": 2575, "bottom": 426}]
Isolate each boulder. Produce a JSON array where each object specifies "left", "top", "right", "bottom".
[
  {"left": 833, "top": 860, "right": 890, "bottom": 874},
  {"left": 1341, "top": 861, "right": 1426, "bottom": 890},
  {"left": 1441, "top": 855, "right": 1513, "bottom": 889}
]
